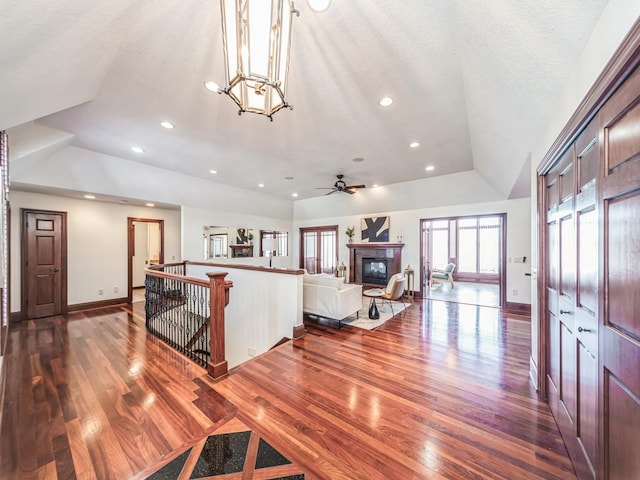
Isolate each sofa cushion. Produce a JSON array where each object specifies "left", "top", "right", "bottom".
[{"left": 303, "top": 274, "right": 345, "bottom": 290}]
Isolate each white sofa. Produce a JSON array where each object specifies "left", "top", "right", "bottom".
[{"left": 303, "top": 274, "right": 362, "bottom": 326}]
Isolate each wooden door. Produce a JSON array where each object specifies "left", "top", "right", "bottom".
[
  {"left": 545, "top": 119, "right": 599, "bottom": 479},
  {"left": 598, "top": 65, "right": 640, "bottom": 480},
  {"left": 299, "top": 226, "right": 337, "bottom": 274},
  {"left": 22, "top": 210, "right": 67, "bottom": 319}
]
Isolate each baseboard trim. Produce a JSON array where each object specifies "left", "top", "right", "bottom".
[
  {"left": 67, "top": 297, "right": 130, "bottom": 312},
  {"left": 529, "top": 356, "right": 539, "bottom": 391},
  {"left": 502, "top": 301, "right": 531, "bottom": 316},
  {"left": 10, "top": 297, "right": 130, "bottom": 321},
  {"left": 292, "top": 324, "right": 306, "bottom": 339}
]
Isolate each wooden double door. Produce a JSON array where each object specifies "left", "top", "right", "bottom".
[{"left": 541, "top": 62, "right": 640, "bottom": 479}]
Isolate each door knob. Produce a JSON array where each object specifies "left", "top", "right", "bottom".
[
  {"left": 578, "top": 326, "right": 592, "bottom": 333},
  {"left": 559, "top": 309, "right": 571, "bottom": 315}
]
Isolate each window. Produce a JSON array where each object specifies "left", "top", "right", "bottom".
[
  {"left": 299, "top": 226, "right": 338, "bottom": 274},
  {"left": 260, "top": 230, "right": 288, "bottom": 256},
  {"left": 430, "top": 220, "right": 450, "bottom": 269},
  {"left": 456, "top": 215, "right": 501, "bottom": 276}
]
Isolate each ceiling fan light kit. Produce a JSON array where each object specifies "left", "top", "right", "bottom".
[
  {"left": 219, "top": 0, "right": 299, "bottom": 120},
  {"left": 317, "top": 174, "right": 367, "bottom": 195}
]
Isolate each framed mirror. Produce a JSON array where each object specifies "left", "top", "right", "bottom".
[{"left": 203, "top": 226, "right": 229, "bottom": 259}]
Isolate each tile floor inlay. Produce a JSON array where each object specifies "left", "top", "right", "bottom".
[
  {"left": 144, "top": 425, "right": 306, "bottom": 479},
  {"left": 255, "top": 438, "right": 293, "bottom": 469},
  {"left": 145, "top": 448, "right": 192, "bottom": 480},
  {"left": 191, "top": 431, "right": 251, "bottom": 477}
]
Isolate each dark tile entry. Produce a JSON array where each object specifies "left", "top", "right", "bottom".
[{"left": 146, "top": 427, "right": 305, "bottom": 479}]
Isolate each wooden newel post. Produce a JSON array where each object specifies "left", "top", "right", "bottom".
[{"left": 206, "top": 271, "right": 232, "bottom": 381}]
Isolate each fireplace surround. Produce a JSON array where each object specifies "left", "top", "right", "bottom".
[
  {"left": 362, "top": 257, "right": 388, "bottom": 286},
  {"left": 347, "top": 243, "right": 404, "bottom": 286}
]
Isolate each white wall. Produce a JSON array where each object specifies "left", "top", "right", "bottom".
[
  {"left": 10, "top": 191, "right": 181, "bottom": 311},
  {"left": 294, "top": 197, "right": 531, "bottom": 304},
  {"left": 294, "top": 170, "right": 504, "bottom": 220},
  {"left": 11, "top": 144, "right": 293, "bottom": 220},
  {"left": 186, "top": 263, "right": 303, "bottom": 369},
  {"left": 528, "top": 2, "right": 640, "bottom": 380},
  {"left": 181, "top": 205, "right": 294, "bottom": 269},
  {"left": 293, "top": 172, "right": 531, "bottom": 304}
]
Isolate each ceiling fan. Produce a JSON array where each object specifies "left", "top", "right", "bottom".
[{"left": 317, "top": 174, "right": 366, "bottom": 195}]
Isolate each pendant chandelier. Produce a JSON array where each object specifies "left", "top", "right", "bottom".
[{"left": 220, "top": 0, "right": 299, "bottom": 120}]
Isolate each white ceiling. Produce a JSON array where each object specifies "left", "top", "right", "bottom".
[{"left": 1, "top": 0, "right": 610, "bottom": 201}]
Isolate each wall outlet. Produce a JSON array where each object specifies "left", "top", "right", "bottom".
[
  {"left": 113, "top": 286, "right": 119, "bottom": 293},
  {"left": 512, "top": 289, "right": 518, "bottom": 296},
  {"left": 248, "top": 347, "right": 256, "bottom": 357},
  {"left": 98, "top": 289, "right": 104, "bottom": 295},
  {"left": 172, "top": 255, "right": 176, "bottom": 260}
]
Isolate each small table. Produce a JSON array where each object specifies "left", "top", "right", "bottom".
[{"left": 363, "top": 288, "right": 384, "bottom": 319}]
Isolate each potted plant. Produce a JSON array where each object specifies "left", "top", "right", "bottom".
[
  {"left": 247, "top": 232, "right": 254, "bottom": 244},
  {"left": 345, "top": 225, "right": 355, "bottom": 243}
]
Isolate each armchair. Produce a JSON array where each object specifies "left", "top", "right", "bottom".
[
  {"left": 430, "top": 263, "right": 456, "bottom": 289},
  {"left": 380, "top": 273, "right": 407, "bottom": 316}
]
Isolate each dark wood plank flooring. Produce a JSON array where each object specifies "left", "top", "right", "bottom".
[{"left": 0, "top": 299, "right": 576, "bottom": 479}]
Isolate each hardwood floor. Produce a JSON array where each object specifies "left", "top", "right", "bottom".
[
  {"left": 423, "top": 281, "right": 500, "bottom": 308},
  {"left": 0, "top": 306, "right": 237, "bottom": 479},
  {"left": 0, "top": 300, "right": 576, "bottom": 479}
]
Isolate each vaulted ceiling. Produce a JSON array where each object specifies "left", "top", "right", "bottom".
[{"left": 1, "top": 0, "right": 610, "bottom": 201}]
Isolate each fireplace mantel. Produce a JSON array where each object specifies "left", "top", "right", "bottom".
[{"left": 347, "top": 243, "right": 404, "bottom": 286}]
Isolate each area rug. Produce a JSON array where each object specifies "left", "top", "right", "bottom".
[{"left": 341, "top": 297, "right": 408, "bottom": 330}]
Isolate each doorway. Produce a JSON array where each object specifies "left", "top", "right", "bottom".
[
  {"left": 299, "top": 225, "right": 338, "bottom": 274},
  {"left": 21, "top": 209, "right": 68, "bottom": 319},
  {"left": 420, "top": 214, "right": 506, "bottom": 308},
  {"left": 127, "top": 218, "right": 164, "bottom": 302}
]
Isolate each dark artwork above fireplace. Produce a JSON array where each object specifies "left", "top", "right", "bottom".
[{"left": 362, "top": 257, "right": 388, "bottom": 286}]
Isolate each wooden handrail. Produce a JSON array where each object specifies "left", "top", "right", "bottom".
[{"left": 144, "top": 262, "right": 233, "bottom": 381}]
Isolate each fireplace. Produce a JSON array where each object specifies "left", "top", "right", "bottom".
[
  {"left": 362, "top": 257, "right": 388, "bottom": 286},
  {"left": 347, "top": 242, "right": 404, "bottom": 286}
]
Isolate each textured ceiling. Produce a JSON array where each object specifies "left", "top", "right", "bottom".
[{"left": 1, "top": 0, "right": 610, "bottom": 200}]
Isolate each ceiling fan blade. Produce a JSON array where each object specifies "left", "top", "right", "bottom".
[
  {"left": 324, "top": 189, "right": 338, "bottom": 195},
  {"left": 316, "top": 187, "right": 336, "bottom": 190},
  {"left": 345, "top": 184, "right": 366, "bottom": 189},
  {"left": 343, "top": 188, "right": 355, "bottom": 194}
]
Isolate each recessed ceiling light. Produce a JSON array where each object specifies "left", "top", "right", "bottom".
[
  {"left": 409, "top": 142, "right": 420, "bottom": 148},
  {"left": 292, "top": 193, "right": 298, "bottom": 197},
  {"left": 209, "top": 169, "right": 217, "bottom": 174},
  {"left": 131, "top": 146, "right": 145, "bottom": 153},
  {"left": 308, "top": 0, "right": 331, "bottom": 12},
  {"left": 204, "top": 81, "right": 221, "bottom": 93},
  {"left": 379, "top": 96, "right": 393, "bottom": 107},
  {"left": 258, "top": 183, "right": 264, "bottom": 187},
  {"left": 372, "top": 184, "right": 379, "bottom": 188},
  {"left": 84, "top": 194, "right": 95, "bottom": 199},
  {"left": 426, "top": 165, "right": 435, "bottom": 171},
  {"left": 146, "top": 203, "right": 155, "bottom": 207},
  {"left": 352, "top": 157, "right": 364, "bottom": 163},
  {"left": 160, "top": 121, "right": 174, "bottom": 129}
]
